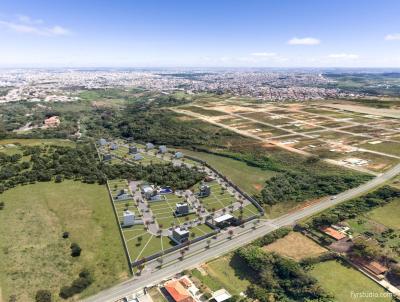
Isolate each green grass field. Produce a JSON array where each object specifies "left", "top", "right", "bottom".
[
  {"left": 177, "top": 149, "right": 276, "bottom": 195},
  {"left": 190, "top": 254, "right": 253, "bottom": 296},
  {"left": 198, "top": 181, "right": 236, "bottom": 212},
  {"left": 367, "top": 198, "right": 400, "bottom": 229},
  {"left": 0, "top": 181, "right": 128, "bottom": 301},
  {"left": 360, "top": 141, "right": 400, "bottom": 157},
  {"left": 310, "top": 261, "right": 392, "bottom": 302}
]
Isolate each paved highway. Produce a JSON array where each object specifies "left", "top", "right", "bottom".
[{"left": 83, "top": 163, "right": 400, "bottom": 302}]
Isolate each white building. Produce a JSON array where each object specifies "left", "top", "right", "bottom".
[{"left": 123, "top": 210, "right": 135, "bottom": 227}]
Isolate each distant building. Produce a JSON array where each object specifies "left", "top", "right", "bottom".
[
  {"left": 141, "top": 184, "right": 154, "bottom": 198},
  {"left": 44, "top": 116, "right": 60, "bottom": 128},
  {"left": 103, "top": 153, "right": 112, "bottom": 161},
  {"left": 171, "top": 227, "right": 190, "bottom": 244},
  {"left": 204, "top": 176, "right": 215, "bottom": 182},
  {"left": 123, "top": 210, "right": 135, "bottom": 227},
  {"left": 175, "top": 203, "right": 190, "bottom": 216},
  {"left": 149, "top": 194, "right": 163, "bottom": 202},
  {"left": 174, "top": 151, "right": 184, "bottom": 159},
  {"left": 145, "top": 143, "right": 155, "bottom": 150},
  {"left": 198, "top": 185, "right": 211, "bottom": 198},
  {"left": 98, "top": 138, "right": 107, "bottom": 146},
  {"left": 129, "top": 145, "right": 138, "bottom": 154},
  {"left": 110, "top": 143, "right": 118, "bottom": 150},
  {"left": 159, "top": 145, "right": 167, "bottom": 154},
  {"left": 133, "top": 154, "right": 143, "bottom": 161}
]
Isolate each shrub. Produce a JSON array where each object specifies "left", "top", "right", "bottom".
[
  {"left": 70, "top": 243, "right": 82, "bottom": 257},
  {"left": 35, "top": 290, "right": 52, "bottom": 302}
]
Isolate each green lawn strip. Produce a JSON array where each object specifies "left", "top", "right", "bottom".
[
  {"left": 136, "top": 235, "right": 164, "bottom": 260},
  {"left": 0, "top": 181, "right": 128, "bottom": 300},
  {"left": 360, "top": 141, "right": 400, "bottom": 157},
  {"left": 310, "top": 260, "right": 390, "bottom": 302}
]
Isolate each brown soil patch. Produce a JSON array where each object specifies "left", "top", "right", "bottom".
[
  {"left": 263, "top": 232, "right": 327, "bottom": 261},
  {"left": 253, "top": 184, "right": 263, "bottom": 191}
]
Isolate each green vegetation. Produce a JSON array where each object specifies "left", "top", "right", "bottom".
[
  {"left": 0, "top": 181, "right": 128, "bottom": 301},
  {"left": 310, "top": 260, "right": 391, "bottom": 302},
  {"left": 179, "top": 149, "right": 277, "bottom": 194},
  {"left": 367, "top": 198, "right": 400, "bottom": 229},
  {"left": 311, "top": 186, "right": 400, "bottom": 227},
  {"left": 236, "top": 246, "right": 331, "bottom": 301}
]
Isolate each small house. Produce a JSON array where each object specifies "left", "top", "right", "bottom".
[
  {"left": 110, "top": 143, "right": 118, "bottom": 150},
  {"left": 214, "top": 214, "right": 234, "bottom": 228},
  {"left": 159, "top": 145, "right": 168, "bottom": 154},
  {"left": 103, "top": 153, "right": 112, "bottom": 161},
  {"left": 145, "top": 143, "right": 155, "bottom": 150},
  {"left": 171, "top": 227, "right": 190, "bottom": 244},
  {"left": 133, "top": 154, "right": 143, "bottom": 161},
  {"left": 198, "top": 185, "right": 211, "bottom": 198},
  {"left": 98, "top": 138, "right": 107, "bottom": 146},
  {"left": 123, "top": 210, "right": 135, "bottom": 227},
  {"left": 211, "top": 289, "right": 232, "bottom": 302},
  {"left": 129, "top": 145, "right": 138, "bottom": 154},
  {"left": 175, "top": 203, "right": 190, "bottom": 216},
  {"left": 115, "top": 189, "right": 132, "bottom": 201},
  {"left": 174, "top": 151, "right": 184, "bottom": 159}
]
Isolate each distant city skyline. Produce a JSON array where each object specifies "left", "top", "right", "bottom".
[{"left": 0, "top": 0, "right": 400, "bottom": 67}]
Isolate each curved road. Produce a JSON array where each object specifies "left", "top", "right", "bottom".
[{"left": 83, "top": 163, "right": 400, "bottom": 302}]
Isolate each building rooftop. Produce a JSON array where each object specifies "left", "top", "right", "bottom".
[
  {"left": 320, "top": 226, "right": 346, "bottom": 240},
  {"left": 214, "top": 214, "right": 234, "bottom": 223},
  {"left": 164, "top": 280, "right": 193, "bottom": 302}
]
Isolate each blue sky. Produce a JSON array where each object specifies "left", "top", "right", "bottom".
[{"left": 0, "top": 0, "right": 400, "bottom": 67}]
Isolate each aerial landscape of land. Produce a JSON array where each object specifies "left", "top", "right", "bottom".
[{"left": 1, "top": 1, "right": 400, "bottom": 302}]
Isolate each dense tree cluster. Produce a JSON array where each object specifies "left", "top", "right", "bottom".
[
  {"left": 236, "top": 246, "right": 331, "bottom": 302},
  {"left": 260, "top": 171, "right": 371, "bottom": 205},
  {"left": 312, "top": 186, "right": 400, "bottom": 227},
  {"left": 103, "top": 162, "right": 205, "bottom": 190},
  {"left": 0, "top": 143, "right": 205, "bottom": 194}
]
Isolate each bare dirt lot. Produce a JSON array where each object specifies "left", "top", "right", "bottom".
[{"left": 263, "top": 232, "right": 327, "bottom": 261}]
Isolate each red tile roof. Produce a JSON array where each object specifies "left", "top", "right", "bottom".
[
  {"left": 321, "top": 226, "right": 346, "bottom": 240},
  {"left": 164, "top": 280, "right": 194, "bottom": 302}
]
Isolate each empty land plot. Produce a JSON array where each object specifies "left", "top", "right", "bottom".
[
  {"left": 181, "top": 106, "right": 227, "bottom": 116},
  {"left": 232, "top": 203, "right": 260, "bottom": 219},
  {"left": 202, "top": 254, "right": 254, "bottom": 295},
  {"left": 263, "top": 232, "right": 327, "bottom": 261},
  {"left": 239, "top": 112, "right": 292, "bottom": 125},
  {"left": 176, "top": 149, "right": 276, "bottom": 195},
  {"left": 339, "top": 151, "right": 399, "bottom": 172},
  {"left": 310, "top": 261, "right": 390, "bottom": 302},
  {"left": 360, "top": 141, "right": 400, "bottom": 157},
  {"left": 344, "top": 125, "right": 386, "bottom": 135},
  {"left": 199, "top": 182, "right": 236, "bottom": 211},
  {"left": 0, "top": 181, "right": 128, "bottom": 301},
  {"left": 149, "top": 195, "right": 197, "bottom": 229},
  {"left": 367, "top": 198, "right": 400, "bottom": 229}
]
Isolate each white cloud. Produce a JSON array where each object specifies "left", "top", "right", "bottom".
[
  {"left": 288, "top": 37, "right": 320, "bottom": 45},
  {"left": 385, "top": 33, "right": 400, "bottom": 41},
  {"left": 0, "top": 16, "right": 70, "bottom": 36},
  {"left": 250, "top": 52, "right": 277, "bottom": 57},
  {"left": 328, "top": 53, "right": 359, "bottom": 59}
]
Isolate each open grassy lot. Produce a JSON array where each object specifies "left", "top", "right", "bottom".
[
  {"left": 0, "top": 181, "right": 128, "bottom": 301},
  {"left": 367, "top": 198, "right": 400, "bottom": 229},
  {"left": 360, "top": 141, "right": 400, "bottom": 157},
  {"left": 232, "top": 203, "right": 260, "bottom": 219},
  {"left": 191, "top": 254, "right": 253, "bottom": 296},
  {"left": 310, "top": 261, "right": 392, "bottom": 302},
  {"left": 197, "top": 181, "right": 236, "bottom": 212},
  {"left": 149, "top": 194, "right": 198, "bottom": 228},
  {"left": 177, "top": 149, "right": 276, "bottom": 195},
  {"left": 0, "top": 138, "right": 75, "bottom": 147},
  {"left": 263, "top": 232, "right": 327, "bottom": 261}
]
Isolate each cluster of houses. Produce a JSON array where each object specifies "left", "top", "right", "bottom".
[{"left": 98, "top": 138, "right": 184, "bottom": 162}]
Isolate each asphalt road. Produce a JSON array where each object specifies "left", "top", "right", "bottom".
[{"left": 83, "top": 163, "right": 400, "bottom": 302}]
